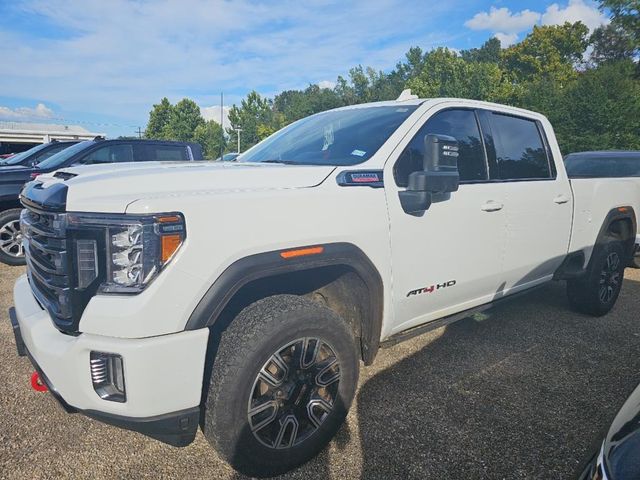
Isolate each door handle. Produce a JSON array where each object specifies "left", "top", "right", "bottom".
[
  {"left": 553, "top": 194, "right": 570, "bottom": 204},
  {"left": 481, "top": 201, "right": 503, "bottom": 212}
]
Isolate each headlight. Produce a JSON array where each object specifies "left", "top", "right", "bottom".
[{"left": 67, "top": 212, "right": 186, "bottom": 293}]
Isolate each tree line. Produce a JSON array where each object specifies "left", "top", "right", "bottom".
[{"left": 145, "top": 0, "right": 639, "bottom": 158}]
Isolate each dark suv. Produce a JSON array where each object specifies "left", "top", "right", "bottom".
[
  {"left": 0, "top": 140, "right": 79, "bottom": 168},
  {"left": 0, "top": 138, "right": 203, "bottom": 266}
]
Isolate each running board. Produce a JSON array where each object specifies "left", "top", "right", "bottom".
[{"left": 381, "top": 283, "right": 547, "bottom": 348}]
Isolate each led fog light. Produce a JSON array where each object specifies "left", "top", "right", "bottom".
[{"left": 90, "top": 351, "right": 126, "bottom": 403}]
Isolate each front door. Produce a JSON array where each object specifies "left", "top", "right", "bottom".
[{"left": 384, "top": 106, "right": 507, "bottom": 337}]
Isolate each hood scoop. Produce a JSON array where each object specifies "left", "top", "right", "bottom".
[{"left": 54, "top": 171, "right": 78, "bottom": 181}]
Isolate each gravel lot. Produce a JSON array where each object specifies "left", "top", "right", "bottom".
[{"left": 1, "top": 263, "right": 639, "bottom": 479}]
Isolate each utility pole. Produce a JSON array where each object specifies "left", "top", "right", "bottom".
[
  {"left": 136, "top": 126, "right": 142, "bottom": 139},
  {"left": 220, "top": 92, "right": 224, "bottom": 160},
  {"left": 235, "top": 128, "right": 242, "bottom": 153}
]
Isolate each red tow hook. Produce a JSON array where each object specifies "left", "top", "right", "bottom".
[{"left": 30, "top": 371, "right": 48, "bottom": 392}]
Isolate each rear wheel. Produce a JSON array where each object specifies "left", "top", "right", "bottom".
[
  {"left": 0, "top": 208, "right": 25, "bottom": 266},
  {"left": 203, "top": 294, "right": 359, "bottom": 477},
  {"left": 567, "top": 239, "right": 625, "bottom": 316}
]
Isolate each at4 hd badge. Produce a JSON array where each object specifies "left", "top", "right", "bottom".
[{"left": 407, "top": 280, "right": 456, "bottom": 297}]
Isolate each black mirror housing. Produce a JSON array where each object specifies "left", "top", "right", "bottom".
[{"left": 399, "top": 134, "right": 460, "bottom": 214}]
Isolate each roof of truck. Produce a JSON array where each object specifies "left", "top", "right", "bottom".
[{"left": 332, "top": 97, "right": 548, "bottom": 120}]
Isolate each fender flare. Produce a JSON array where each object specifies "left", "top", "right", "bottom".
[
  {"left": 185, "top": 242, "right": 384, "bottom": 364},
  {"left": 591, "top": 206, "right": 637, "bottom": 266}
]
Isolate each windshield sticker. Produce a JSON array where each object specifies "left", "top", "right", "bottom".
[
  {"left": 322, "top": 124, "right": 334, "bottom": 151},
  {"left": 351, "top": 149, "right": 366, "bottom": 157}
]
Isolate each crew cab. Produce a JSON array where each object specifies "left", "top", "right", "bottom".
[
  {"left": 0, "top": 138, "right": 203, "bottom": 266},
  {"left": 8, "top": 96, "right": 640, "bottom": 477}
]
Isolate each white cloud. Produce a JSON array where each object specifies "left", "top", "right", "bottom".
[
  {"left": 493, "top": 32, "right": 519, "bottom": 47},
  {"left": 0, "top": 0, "right": 460, "bottom": 134},
  {"left": 542, "top": 0, "right": 609, "bottom": 31},
  {"left": 0, "top": 103, "right": 54, "bottom": 120},
  {"left": 465, "top": 0, "right": 608, "bottom": 48},
  {"left": 317, "top": 80, "right": 336, "bottom": 90},
  {"left": 465, "top": 7, "right": 541, "bottom": 34},
  {"left": 201, "top": 105, "right": 231, "bottom": 129}
]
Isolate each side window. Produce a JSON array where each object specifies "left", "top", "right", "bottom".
[
  {"left": 81, "top": 144, "right": 134, "bottom": 165},
  {"left": 394, "top": 109, "right": 487, "bottom": 187},
  {"left": 489, "top": 113, "right": 551, "bottom": 180},
  {"left": 145, "top": 145, "right": 188, "bottom": 161}
]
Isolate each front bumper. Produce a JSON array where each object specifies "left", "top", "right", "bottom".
[{"left": 10, "top": 274, "right": 210, "bottom": 446}]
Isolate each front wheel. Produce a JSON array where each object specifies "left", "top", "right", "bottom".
[
  {"left": 203, "top": 294, "right": 359, "bottom": 478},
  {"left": 567, "top": 239, "right": 625, "bottom": 316},
  {"left": 0, "top": 208, "right": 26, "bottom": 266}
]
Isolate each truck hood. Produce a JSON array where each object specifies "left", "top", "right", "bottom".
[{"left": 37, "top": 161, "right": 336, "bottom": 212}]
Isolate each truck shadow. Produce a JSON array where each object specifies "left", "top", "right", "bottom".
[{"left": 354, "top": 277, "right": 640, "bottom": 479}]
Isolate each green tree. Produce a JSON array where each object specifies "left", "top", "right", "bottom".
[
  {"left": 556, "top": 60, "right": 640, "bottom": 152},
  {"left": 146, "top": 97, "right": 173, "bottom": 139},
  {"left": 461, "top": 37, "right": 502, "bottom": 63},
  {"left": 501, "top": 22, "right": 590, "bottom": 85},
  {"left": 406, "top": 47, "right": 512, "bottom": 102},
  {"left": 228, "top": 91, "right": 279, "bottom": 151},
  {"left": 165, "top": 98, "right": 204, "bottom": 142},
  {"left": 273, "top": 84, "right": 343, "bottom": 123},
  {"left": 598, "top": 0, "right": 639, "bottom": 73},
  {"left": 193, "top": 120, "right": 226, "bottom": 159},
  {"left": 599, "top": 0, "right": 640, "bottom": 44},
  {"left": 590, "top": 23, "right": 637, "bottom": 64}
]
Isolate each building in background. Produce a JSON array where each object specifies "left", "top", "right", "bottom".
[{"left": 0, "top": 122, "right": 103, "bottom": 155}]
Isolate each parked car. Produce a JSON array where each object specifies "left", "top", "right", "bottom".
[
  {"left": 565, "top": 151, "right": 640, "bottom": 267},
  {"left": 0, "top": 140, "right": 79, "bottom": 168},
  {"left": 578, "top": 382, "right": 640, "bottom": 480},
  {"left": 0, "top": 138, "right": 203, "bottom": 265},
  {"left": 9, "top": 97, "right": 640, "bottom": 477},
  {"left": 216, "top": 152, "right": 240, "bottom": 161}
]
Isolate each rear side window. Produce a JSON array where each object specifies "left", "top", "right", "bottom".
[
  {"left": 394, "top": 109, "right": 487, "bottom": 187},
  {"left": 81, "top": 144, "right": 134, "bottom": 165},
  {"left": 490, "top": 113, "right": 551, "bottom": 180},
  {"left": 146, "top": 145, "right": 188, "bottom": 161}
]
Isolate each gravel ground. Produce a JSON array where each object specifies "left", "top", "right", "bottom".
[{"left": 1, "top": 263, "right": 639, "bottom": 479}]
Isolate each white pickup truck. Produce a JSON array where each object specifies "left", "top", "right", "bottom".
[{"left": 9, "top": 96, "right": 640, "bottom": 477}]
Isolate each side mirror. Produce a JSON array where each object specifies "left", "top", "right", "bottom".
[{"left": 399, "top": 134, "right": 460, "bottom": 215}]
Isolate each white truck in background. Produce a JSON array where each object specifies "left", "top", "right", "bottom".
[{"left": 9, "top": 96, "right": 640, "bottom": 477}]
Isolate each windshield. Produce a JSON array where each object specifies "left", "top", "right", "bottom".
[
  {"left": 2, "top": 143, "right": 49, "bottom": 165},
  {"left": 239, "top": 105, "right": 418, "bottom": 166},
  {"left": 37, "top": 141, "right": 93, "bottom": 170},
  {"left": 565, "top": 153, "right": 640, "bottom": 177}
]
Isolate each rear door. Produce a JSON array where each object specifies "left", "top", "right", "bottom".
[{"left": 481, "top": 110, "right": 572, "bottom": 291}]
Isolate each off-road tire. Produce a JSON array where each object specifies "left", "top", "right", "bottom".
[
  {"left": 567, "top": 239, "right": 625, "bottom": 316},
  {"left": 202, "top": 294, "right": 359, "bottom": 478},
  {"left": 0, "top": 208, "right": 26, "bottom": 266}
]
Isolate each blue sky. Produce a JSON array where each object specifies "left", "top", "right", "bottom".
[{"left": 0, "top": 0, "right": 609, "bottom": 137}]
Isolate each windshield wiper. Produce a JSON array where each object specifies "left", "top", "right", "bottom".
[{"left": 259, "top": 159, "right": 300, "bottom": 165}]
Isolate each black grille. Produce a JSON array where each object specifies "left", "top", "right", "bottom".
[{"left": 21, "top": 201, "right": 75, "bottom": 331}]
